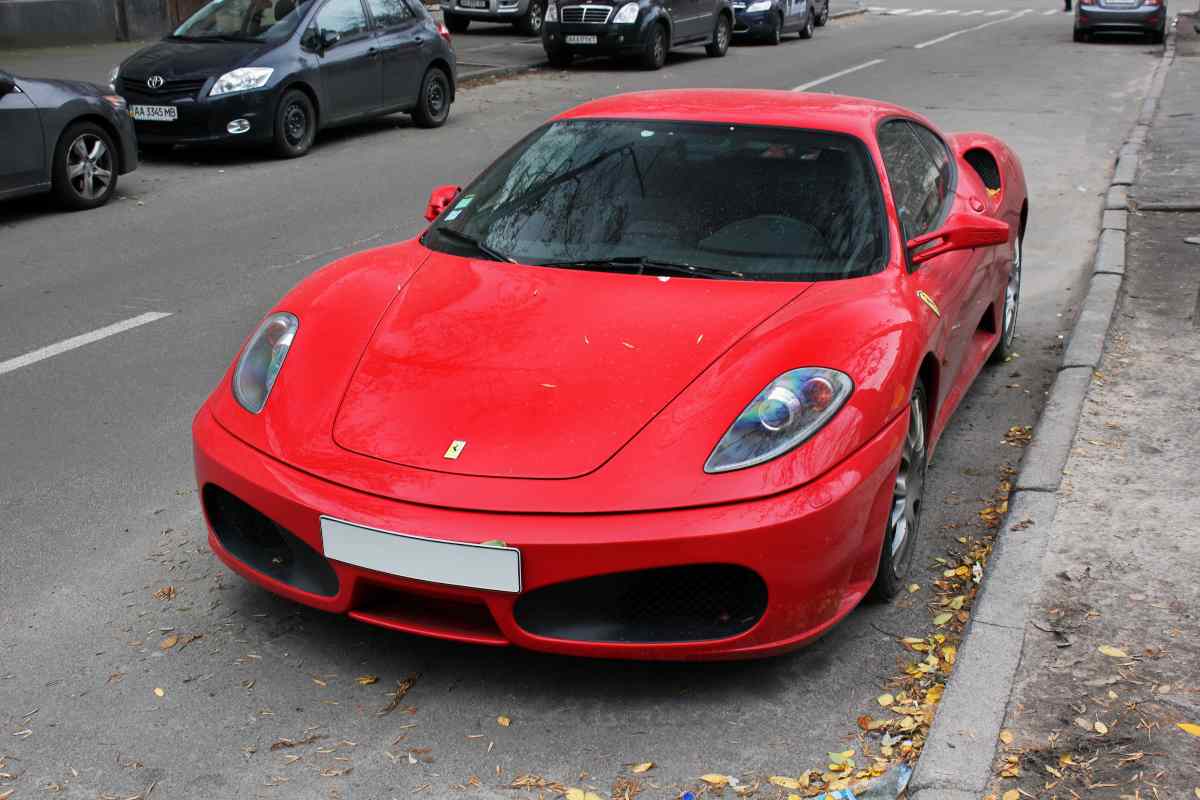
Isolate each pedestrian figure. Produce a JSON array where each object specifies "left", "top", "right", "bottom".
[{"left": 1064, "top": 0, "right": 1071, "bottom": 10}]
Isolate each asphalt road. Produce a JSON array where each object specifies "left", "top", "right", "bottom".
[{"left": 0, "top": 7, "right": 1160, "bottom": 798}]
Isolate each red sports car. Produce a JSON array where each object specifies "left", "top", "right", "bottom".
[{"left": 193, "top": 90, "right": 1027, "bottom": 660}]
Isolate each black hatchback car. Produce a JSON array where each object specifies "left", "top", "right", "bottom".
[
  {"left": 112, "top": 0, "right": 456, "bottom": 158},
  {"left": 542, "top": 0, "right": 734, "bottom": 70}
]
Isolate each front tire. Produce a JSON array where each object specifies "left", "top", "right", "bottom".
[
  {"left": 444, "top": 11, "right": 470, "bottom": 32},
  {"left": 272, "top": 89, "right": 316, "bottom": 158},
  {"left": 52, "top": 121, "right": 118, "bottom": 210},
  {"left": 868, "top": 384, "right": 928, "bottom": 602},
  {"left": 412, "top": 66, "right": 452, "bottom": 128},
  {"left": 815, "top": 0, "right": 829, "bottom": 25},
  {"left": 706, "top": 12, "right": 731, "bottom": 56},
  {"left": 989, "top": 234, "right": 1023, "bottom": 364},
  {"left": 546, "top": 47, "right": 573, "bottom": 68},
  {"left": 765, "top": 12, "right": 782, "bottom": 44},
  {"left": 1149, "top": 27, "right": 1164, "bottom": 43},
  {"left": 516, "top": 0, "right": 545, "bottom": 35},
  {"left": 1073, "top": 27, "right": 1088, "bottom": 42},
  {"left": 641, "top": 23, "right": 668, "bottom": 69}
]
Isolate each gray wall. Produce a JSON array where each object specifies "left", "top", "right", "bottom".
[{"left": 0, "top": 0, "right": 169, "bottom": 47}]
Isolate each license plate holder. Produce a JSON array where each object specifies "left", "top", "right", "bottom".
[
  {"left": 565, "top": 34, "right": 599, "bottom": 44},
  {"left": 130, "top": 104, "right": 178, "bottom": 122},
  {"left": 320, "top": 516, "right": 522, "bottom": 593},
  {"left": 460, "top": 0, "right": 487, "bottom": 9}
]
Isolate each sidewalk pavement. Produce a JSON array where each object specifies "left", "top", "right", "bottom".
[
  {"left": 980, "top": 17, "right": 1200, "bottom": 799},
  {"left": 0, "top": 2, "right": 865, "bottom": 87}
]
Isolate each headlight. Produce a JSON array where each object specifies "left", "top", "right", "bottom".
[
  {"left": 613, "top": 2, "right": 639, "bottom": 22},
  {"left": 704, "top": 368, "right": 853, "bottom": 473},
  {"left": 746, "top": 0, "right": 772, "bottom": 11},
  {"left": 209, "top": 67, "right": 274, "bottom": 97},
  {"left": 108, "top": 65, "right": 120, "bottom": 88},
  {"left": 233, "top": 312, "right": 298, "bottom": 413},
  {"left": 546, "top": 1, "right": 558, "bottom": 21}
]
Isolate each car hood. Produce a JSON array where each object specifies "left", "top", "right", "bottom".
[
  {"left": 119, "top": 38, "right": 273, "bottom": 81},
  {"left": 331, "top": 254, "right": 811, "bottom": 480}
]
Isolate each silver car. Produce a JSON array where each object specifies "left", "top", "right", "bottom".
[{"left": 441, "top": 0, "right": 546, "bottom": 34}]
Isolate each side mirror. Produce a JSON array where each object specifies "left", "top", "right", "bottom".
[
  {"left": 319, "top": 29, "right": 341, "bottom": 49},
  {"left": 0, "top": 74, "right": 15, "bottom": 96},
  {"left": 907, "top": 212, "right": 1010, "bottom": 266},
  {"left": 425, "top": 184, "right": 462, "bottom": 222}
]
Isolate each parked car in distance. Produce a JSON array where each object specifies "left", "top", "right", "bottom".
[
  {"left": 0, "top": 69, "right": 138, "bottom": 210},
  {"left": 732, "top": 0, "right": 828, "bottom": 43},
  {"left": 1074, "top": 0, "right": 1165, "bottom": 42},
  {"left": 441, "top": 0, "right": 548, "bottom": 36},
  {"left": 542, "top": 0, "right": 734, "bottom": 69},
  {"left": 112, "top": 0, "right": 456, "bottom": 158}
]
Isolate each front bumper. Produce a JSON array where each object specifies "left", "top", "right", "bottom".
[
  {"left": 118, "top": 85, "right": 276, "bottom": 146},
  {"left": 542, "top": 21, "right": 648, "bottom": 55},
  {"left": 1076, "top": 3, "right": 1164, "bottom": 31},
  {"left": 732, "top": 9, "right": 776, "bottom": 35},
  {"left": 193, "top": 403, "right": 906, "bottom": 660}
]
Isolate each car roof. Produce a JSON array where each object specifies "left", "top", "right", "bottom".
[{"left": 553, "top": 89, "right": 919, "bottom": 141}]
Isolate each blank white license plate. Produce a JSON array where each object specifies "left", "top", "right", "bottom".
[
  {"left": 130, "top": 104, "right": 178, "bottom": 122},
  {"left": 320, "top": 516, "right": 521, "bottom": 593},
  {"left": 565, "top": 34, "right": 598, "bottom": 44},
  {"left": 460, "top": 0, "right": 487, "bottom": 8}
]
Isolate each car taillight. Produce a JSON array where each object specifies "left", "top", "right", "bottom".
[{"left": 438, "top": 22, "right": 452, "bottom": 42}]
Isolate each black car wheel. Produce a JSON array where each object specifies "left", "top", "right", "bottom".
[
  {"left": 444, "top": 11, "right": 470, "bottom": 31},
  {"left": 868, "top": 383, "right": 928, "bottom": 601},
  {"left": 412, "top": 66, "right": 452, "bottom": 128},
  {"left": 641, "top": 23, "right": 668, "bottom": 69},
  {"left": 517, "top": 0, "right": 545, "bottom": 35},
  {"left": 766, "top": 11, "right": 782, "bottom": 44},
  {"left": 546, "top": 48, "right": 573, "bottom": 68},
  {"left": 1150, "top": 26, "right": 1164, "bottom": 43},
  {"left": 798, "top": 7, "right": 814, "bottom": 38},
  {"left": 1073, "top": 26, "right": 1088, "bottom": 41},
  {"left": 52, "top": 121, "right": 118, "bottom": 210},
  {"left": 815, "top": 0, "right": 829, "bottom": 25},
  {"left": 273, "top": 89, "right": 316, "bottom": 158},
  {"left": 706, "top": 13, "right": 731, "bottom": 56}
]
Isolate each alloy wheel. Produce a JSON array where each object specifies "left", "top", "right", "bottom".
[
  {"left": 66, "top": 134, "right": 113, "bottom": 201},
  {"left": 887, "top": 390, "right": 926, "bottom": 583},
  {"left": 1002, "top": 236, "right": 1022, "bottom": 350}
]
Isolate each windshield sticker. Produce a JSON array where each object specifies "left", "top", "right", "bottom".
[
  {"left": 444, "top": 209, "right": 463, "bottom": 221},
  {"left": 453, "top": 195, "right": 474, "bottom": 210}
]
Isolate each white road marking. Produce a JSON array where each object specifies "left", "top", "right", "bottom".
[
  {"left": 0, "top": 312, "right": 173, "bottom": 377},
  {"left": 908, "top": 8, "right": 937, "bottom": 14},
  {"left": 985, "top": 8, "right": 1010, "bottom": 14},
  {"left": 936, "top": 8, "right": 961, "bottom": 13},
  {"left": 792, "top": 58, "right": 886, "bottom": 91},
  {"left": 1042, "top": 7, "right": 1058, "bottom": 12},
  {"left": 913, "top": 9, "right": 1030, "bottom": 48},
  {"left": 959, "top": 8, "right": 986, "bottom": 14}
]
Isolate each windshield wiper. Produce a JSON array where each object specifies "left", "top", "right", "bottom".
[
  {"left": 535, "top": 256, "right": 742, "bottom": 280},
  {"left": 434, "top": 227, "right": 515, "bottom": 263}
]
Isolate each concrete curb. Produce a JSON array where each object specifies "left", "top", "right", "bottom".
[{"left": 907, "top": 22, "right": 1179, "bottom": 800}]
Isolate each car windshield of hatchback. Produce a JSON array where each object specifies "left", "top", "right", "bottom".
[
  {"left": 424, "top": 118, "right": 887, "bottom": 281},
  {"left": 172, "top": 0, "right": 312, "bottom": 41}
]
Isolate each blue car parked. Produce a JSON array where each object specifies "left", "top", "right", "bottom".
[{"left": 732, "top": 0, "right": 827, "bottom": 43}]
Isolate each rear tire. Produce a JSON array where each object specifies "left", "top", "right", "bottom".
[
  {"left": 444, "top": 11, "right": 470, "bottom": 32},
  {"left": 52, "top": 121, "right": 118, "bottom": 210},
  {"left": 641, "top": 23, "right": 668, "bottom": 69},
  {"left": 1073, "top": 27, "right": 1088, "bottom": 41},
  {"left": 411, "top": 66, "right": 451, "bottom": 128},
  {"left": 798, "top": 7, "right": 814, "bottom": 38},
  {"left": 706, "top": 12, "right": 731, "bottom": 56},
  {"left": 272, "top": 89, "right": 316, "bottom": 158},
  {"left": 867, "top": 383, "right": 928, "bottom": 602},
  {"left": 516, "top": 0, "right": 545, "bottom": 35}
]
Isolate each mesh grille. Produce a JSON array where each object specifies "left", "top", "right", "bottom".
[
  {"left": 119, "top": 76, "right": 207, "bottom": 101},
  {"left": 560, "top": 5, "right": 613, "bottom": 22}
]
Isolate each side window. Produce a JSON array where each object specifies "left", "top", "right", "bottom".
[
  {"left": 365, "top": 0, "right": 412, "bottom": 26},
  {"left": 315, "top": 0, "right": 369, "bottom": 39},
  {"left": 908, "top": 122, "right": 954, "bottom": 226},
  {"left": 877, "top": 120, "right": 944, "bottom": 240}
]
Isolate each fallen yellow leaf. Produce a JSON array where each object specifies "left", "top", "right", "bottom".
[
  {"left": 1095, "top": 721, "right": 1109, "bottom": 735},
  {"left": 933, "top": 612, "right": 953, "bottom": 626},
  {"left": 159, "top": 635, "right": 178, "bottom": 650},
  {"left": 770, "top": 776, "right": 802, "bottom": 789},
  {"left": 564, "top": 789, "right": 603, "bottom": 800},
  {"left": 999, "top": 729, "right": 1014, "bottom": 745},
  {"left": 828, "top": 749, "right": 854, "bottom": 763},
  {"left": 1177, "top": 722, "right": 1200, "bottom": 737},
  {"left": 1098, "top": 645, "right": 1129, "bottom": 658},
  {"left": 700, "top": 774, "right": 731, "bottom": 787},
  {"left": 153, "top": 687, "right": 165, "bottom": 698},
  {"left": 877, "top": 693, "right": 894, "bottom": 707},
  {"left": 1002, "top": 790, "right": 1020, "bottom": 800},
  {"left": 497, "top": 715, "right": 511, "bottom": 727},
  {"left": 908, "top": 583, "right": 921, "bottom": 593},
  {"left": 355, "top": 675, "right": 378, "bottom": 686},
  {"left": 631, "top": 762, "right": 654, "bottom": 774}
]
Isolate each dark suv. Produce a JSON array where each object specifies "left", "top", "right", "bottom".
[{"left": 542, "top": 0, "right": 734, "bottom": 69}]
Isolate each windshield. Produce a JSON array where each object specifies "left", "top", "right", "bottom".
[
  {"left": 173, "top": 0, "right": 312, "bottom": 41},
  {"left": 424, "top": 119, "right": 887, "bottom": 281}
]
